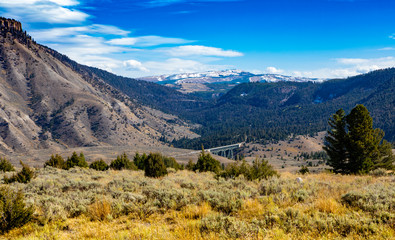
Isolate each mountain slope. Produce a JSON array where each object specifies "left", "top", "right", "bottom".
[
  {"left": 170, "top": 69, "right": 395, "bottom": 149},
  {"left": 0, "top": 18, "right": 197, "bottom": 154}
]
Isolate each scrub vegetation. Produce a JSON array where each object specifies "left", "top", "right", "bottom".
[{"left": 1, "top": 166, "right": 393, "bottom": 239}]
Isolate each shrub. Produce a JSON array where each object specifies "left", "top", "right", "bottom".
[
  {"left": 4, "top": 161, "right": 35, "bottom": 184},
  {"left": 194, "top": 147, "right": 221, "bottom": 174},
  {"left": 65, "top": 152, "right": 88, "bottom": 170},
  {"left": 0, "top": 187, "right": 34, "bottom": 233},
  {"left": 250, "top": 158, "right": 279, "bottom": 180},
  {"left": 185, "top": 160, "right": 195, "bottom": 171},
  {"left": 369, "top": 168, "right": 387, "bottom": 177},
  {"left": 217, "top": 160, "right": 251, "bottom": 180},
  {"left": 299, "top": 166, "right": 310, "bottom": 175},
  {"left": 110, "top": 153, "right": 137, "bottom": 170},
  {"left": 163, "top": 156, "right": 183, "bottom": 170},
  {"left": 0, "top": 157, "right": 14, "bottom": 172},
  {"left": 144, "top": 153, "right": 168, "bottom": 178},
  {"left": 89, "top": 159, "right": 109, "bottom": 171},
  {"left": 133, "top": 152, "right": 148, "bottom": 170},
  {"left": 44, "top": 154, "right": 65, "bottom": 169},
  {"left": 88, "top": 199, "right": 112, "bottom": 221}
]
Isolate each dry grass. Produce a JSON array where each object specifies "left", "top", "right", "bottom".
[{"left": 1, "top": 168, "right": 394, "bottom": 239}]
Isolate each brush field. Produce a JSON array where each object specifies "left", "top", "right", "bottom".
[{"left": 1, "top": 167, "right": 394, "bottom": 240}]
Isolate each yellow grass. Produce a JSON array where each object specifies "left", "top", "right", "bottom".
[{"left": 1, "top": 168, "right": 394, "bottom": 240}]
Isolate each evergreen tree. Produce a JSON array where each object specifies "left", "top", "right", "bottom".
[
  {"left": 324, "top": 105, "right": 394, "bottom": 174},
  {"left": 110, "top": 153, "right": 137, "bottom": 170},
  {"left": 0, "top": 157, "right": 14, "bottom": 172},
  {"left": 44, "top": 154, "right": 65, "bottom": 169},
  {"left": 4, "top": 161, "right": 35, "bottom": 184},
  {"left": 250, "top": 158, "right": 279, "bottom": 180},
  {"left": 89, "top": 159, "right": 109, "bottom": 171},
  {"left": 347, "top": 105, "right": 377, "bottom": 173},
  {"left": 0, "top": 187, "right": 34, "bottom": 233},
  {"left": 144, "top": 153, "right": 167, "bottom": 178},
  {"left": 323, "top": 109, "right": 349, "bottom": 173},
  {"left": 194, "top": 146, "right": 221, "bottom": 174},
  {"left": 133, "top": 152, "right": 148, "bottom": 170},
  {"left": 65, "top": 152, "right": 88, "bottom": 170}
]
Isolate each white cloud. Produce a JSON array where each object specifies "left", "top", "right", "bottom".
[
  {"left": 0, "top": 0, "right": 243, "bottom": 78},
  {"left": 336, "top": 58, "right": 369, "bottom": 65},
  {"left": 141, "top": 58, "right": 226, "bottom": 75},
  {"left": 30, "top": 25, "right": 129, "bottom": 43},
  {"left": 107, "top": 36, "right": 192, "bottom": 47},
  {"left": 164, "top": 45, "right": 243, "bottom": 57},
  {"left": 378, "top": 47, "right": 395, "bottom": 51},
  {"left": 0, "top": 0, "right": 89, "bottom": 24},
  {"left": 289, "top": 57, "right": 395, "bottom": 79},
  {"left": 266, "top": 66, "right": 284, "bottom": 74},
  {"left": 390, "top": 34, "right": 395, "bottom": 40},
  {"left": 123, "top": 60, "right": 149, "bottom": 72}
]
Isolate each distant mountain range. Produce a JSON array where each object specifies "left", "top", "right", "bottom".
[{"left": 138, "top": 70, "right": 323, "bottom": 94}]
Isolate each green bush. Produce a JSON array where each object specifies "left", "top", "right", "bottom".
[
  {"left": 4, "top": 161, "right": 35, "bottom": 184},
  {"left": 163, "top": 156, "right": 183, "bottom": 170},
  {"left": 250, "top": 159, "right": 279, "bottom": 180},
  {"left": 194, "top": 148, "right": 221, "bottom": 174},
  {"left": 44, "top": 154, "right": 65, "bottom": 169},
  {"left": 89, "top": 159, "right": 109, "bottom": 171},
  {"left": 110, "top": 153, "right": 137, "bottom": 170},
  {"left": 0, "top": 187, "right": 34, "bottom": 233},
  {"left": 217, "top": 159, "right": 278, "bottom": 181},
  {"left": 299, "top": 166, "right": 310, "bottom": 175},
  {"left": 133, "top": 152, "right": 148, "bottom": 170},
  {"left": 0, "top": 157, "right": 14, "bottom": 172},
  {"left": 185, "top": 160, "right": 195, "bottom": 171},
  {"left": 216, "top": 160, "right": 251, "bottom": 180},
  {"left": 144, "top": 153, "right": 168, "bottom": 178},
  {"left": 65, "top": 152, "right": 88, "bottom": 170}
]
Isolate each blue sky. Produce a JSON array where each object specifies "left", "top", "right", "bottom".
[{"left": 1, "top": 0, "right": 395, "bottom": 78}]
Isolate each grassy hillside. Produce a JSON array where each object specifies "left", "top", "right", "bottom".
[{"left": 1, "top": 168, "right": 394, "bottom": 239}]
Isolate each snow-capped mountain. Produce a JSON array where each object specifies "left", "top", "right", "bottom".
[
  {"left": 138, "top": 70, "right": 323, "bottom": 85},
  {"left": 249, "top": 74, "right": 323, "bottom": 83}
]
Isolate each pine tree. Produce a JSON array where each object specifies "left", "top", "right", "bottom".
[
  {"left": 0, "top": 157, "right": 14, "bottom": 172},
  {"left": 324, "top": 105, "right": 394, "bottom": 174},
  {"left": 346, "top": 105, "right": 377, "bottom": 173},
  {"left": 65, "top": 152, "right": 88, "bottom": 170},
  {"left": 110, "top": 153, "right": 137, "bottom": 170},
  {"left": 144, "top": 153, "right": 167, "bottom": 178},
  {"left": 323, "top": 109, "right": 348, "bottom": 173},
  {"left": 89, "top": 159, "right": 109, "bottom": 171},
  {"left": 194, "top": 146, "right": 221, "bottom": 174},
  {"left": 44, "top": 154, "right": 65, "bottom": 169}
]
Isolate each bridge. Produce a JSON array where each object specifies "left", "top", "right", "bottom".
[
  {"left": 174, "top": 142, "right": 244, "bottom": 160},
  {"left": 207, "top": 143, "right": 243, "bottom": 159}
]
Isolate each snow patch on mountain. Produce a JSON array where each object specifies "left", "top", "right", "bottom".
[{"left": 138, "top": 70, "right": 324, "bottom": 85}]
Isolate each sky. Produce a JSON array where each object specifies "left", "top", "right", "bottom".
[{"left": 1, "top": 0, "right": 395, "bottom": 78}]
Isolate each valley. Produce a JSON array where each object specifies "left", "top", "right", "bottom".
[{"left": 0, "top": 15, "right": 393, "bottom": 240}]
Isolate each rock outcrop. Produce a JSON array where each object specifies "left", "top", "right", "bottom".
[{"left": 0, "top": 18, "right": 22, "bottom": 33}]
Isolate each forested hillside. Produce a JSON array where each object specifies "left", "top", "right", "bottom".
[
  {"left": 87, "top": 65, "right": 395, "bottom": 150},
  {"left": 172, "top": 69, "right": 395, "bottom": 149}
]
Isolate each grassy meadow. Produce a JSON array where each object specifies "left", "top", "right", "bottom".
[{"left": 0, "top": 166, "right": 394, "bottom": 240}]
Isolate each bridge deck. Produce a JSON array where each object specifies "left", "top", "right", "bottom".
[{"left": 207, "top": 143, "right": 242, "bottom": 152}]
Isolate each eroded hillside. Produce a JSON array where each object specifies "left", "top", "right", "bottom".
[{"left": 0, "top": 18, "right": 198, "bottom": 154}]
